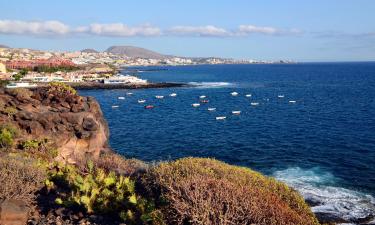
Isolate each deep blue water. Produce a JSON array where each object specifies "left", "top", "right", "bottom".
[{"left": 80, "top": 63, "right": 375, "bottom": 222}]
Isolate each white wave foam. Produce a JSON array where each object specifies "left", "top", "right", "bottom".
[
  {"left": 273, "top": 167, "right": 375, "bottom": 223},
  {"left": 188, "top": 82, "right": 234, "bottom": 88}
]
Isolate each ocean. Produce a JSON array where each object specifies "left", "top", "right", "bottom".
[{"left": 79, "top": 63, "right": 375, "bottom": 223}]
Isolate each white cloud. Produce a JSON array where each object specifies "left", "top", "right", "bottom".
[
  {"left": 0, "top": 19, "right": 302, "bottom": 38},
  {"left": 83, "top": 23, "right": 161, "bottom": 37},
  {"left": 237, "top": 25, "right": 302, "bottom": 36},
  {"left": 238, "top": 25, "right": 279, "bottom": 35},
  {"left": 0, "top": 20, "right": 70, "bottom": 36},
  {"left": 167, "top": 25, "right": 230, "bottom": 37}
]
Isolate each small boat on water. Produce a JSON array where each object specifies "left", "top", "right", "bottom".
[
  {"left": 232, "top": 111, "right": 241, "bottom": 115},
  {"left": 199, "top": 95, "right": 207, "bottom": 99},
  {"left": 289, "top": 100, "right": 296, "bottom": 103},
  {"left": 118, "top": 97, "right": 125, "bottom": 100},
  {"left": 155, "top": 95, "right": 164, "bottom": 99},
  {"left": 208, "top": 108, "right": 216, "bottom": 111},
  {"left": 216, "top": 116, "right": 226, "bottom": 120},
  {"left": 144, "top": 105, "right": 154, "bottom": 109},
  {"left": 200, "top": 99, "right": 209, "bottom": 103},
  {"left": 245, "top": 94, "right": 252, "bottom": 97},
  {"left": 126, "top": 92, "right": 133, "bottom": 96},
  {"left": 278, "top": 95, "right": 285, "bottom": 98},
  {"left": 192, "top": 103, "right": 200, "bottom": 107},
  {"left": 138, "top": 99, "right": 146, "bottom": 103},
  {"left": 231, "top": 92, "right": 239, "bottom": 96},
  {"left": 112, "top": 105, "right": 119, "bottom": 108},
  {"left": 169, "top": 93, "right": 177, "bottom": 97},
  {"left": 250, "top": 102, "right": 259, "bottom": 106}
]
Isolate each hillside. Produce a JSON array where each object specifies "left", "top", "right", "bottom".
[
  {"left": 81, "top": 48, "right": 99, "bottom": 53},
  {"left": 0, "top": 44, "right": 9, "bottom": 48},
  {"left": 105, "top": 45, "right": 170, "bottom": 59}
]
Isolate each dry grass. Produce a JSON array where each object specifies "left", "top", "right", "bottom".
[
  {"left": 5, "top": 87, "right": 33, "bottom": 100},
  {"left": 0, "top": 155, "right": 46, "bottom": 205},
  {"left": 143, "top": 157, "right": 320, "bottom": 225},
  {"left": 73, "top": 152, "right": 149, "bottom": 177},
  {"left": 94, "top": 152, "right": 149, "bottom": 176}
]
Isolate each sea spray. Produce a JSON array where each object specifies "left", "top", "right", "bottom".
[{"left": 273, "top": 167, "right": 375, "bottom": 223}]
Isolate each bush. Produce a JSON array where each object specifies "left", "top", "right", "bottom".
[
  {"left": 48, "top": 82, "right": 77, "bottom": 96},
  {"left": 0, "top": 124, "right": 18, "bottom": 149},
  {"left": 94, "top": 153, "right": 149, "bottom": 177},
  {"left": 143, "top": 157, "right": 319, "bottom": 225},
  {"left": 49, "top": 161, "right": 162, "bottom": 224},
  {"left": 0, "top": 155, "right": 46, "bottom": 205}
]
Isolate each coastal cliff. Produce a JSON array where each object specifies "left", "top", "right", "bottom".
[
  {"left": 0, "top": 85, "right": 320, "bottom": 225},
  {"left": 0, "top": 83, "right": 110, "bottom": 163}
]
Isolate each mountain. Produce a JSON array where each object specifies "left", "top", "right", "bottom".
[
  {"left": 81, "top": 48, "right": 99, "bottom": 53},
  {"left": 105, "top": 46, "right": 170, "bottom": 59},
  {"left": 0, "top": 44, "right": 9, "bottom": 48}
]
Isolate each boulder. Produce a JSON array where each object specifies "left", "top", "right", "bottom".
[
  {"left": 0, "top": 199, "right": 29, "bottom": 225},
  {"left": 0, "top": 87, "right": 110, "bottom": 163}
]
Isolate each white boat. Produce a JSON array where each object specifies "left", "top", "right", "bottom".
[
  {"left": 111, "top": 105, "right": 119, "bottom": 108},
  {"left": 118, "top": 97, "right": 125, "bottom": 100},
  {"left": 199, "top": 95, "right": 206, "bottom": 99},
  {"left": 231, "top": 92, "right": 239, "bottom": 96},
  {"left": 250, "top": 102, "right": 259, "bottom": 106},
  {"left": 278, "top": 95, "right": 285, "bottom": 98},
  {"left": 232, "top": 111, "right": 241, "bottom": 115},
  {"left": 192, "top": 103, "right": 200, "bottom": 107},
  {"left": 208, "top": 108, "right": 216, "bottom": 111},
  {"left": 216, "top": 116, "right": 226, "bottom": 120},
  {"left": 138, "top": 99, "right": 146, "bottom": 103},
  {"left": 126, "top": 92, "right": 133, "bottom": 95},
  {"left": 169, "top": 93, "right": 177, "bottom": 97},
  {"left": 245, "top": 94, "right": 252, "bottom": 97},
  {"left": 155, "top": 95, "right": 164, "bottom": 99},
  {"left": 289, "top": 100, "right": 296, "bottom": 103}
]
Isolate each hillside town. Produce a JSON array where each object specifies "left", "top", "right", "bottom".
[{"left": 0, "top": 46, "right": 293, "bottom": 86}]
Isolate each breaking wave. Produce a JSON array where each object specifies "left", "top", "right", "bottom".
[
  {"left": 188, "top": 82, "right": 234, "bottom": 88},
  {"left": 273, "top": 167, "right": 375, "bottom": 224}
]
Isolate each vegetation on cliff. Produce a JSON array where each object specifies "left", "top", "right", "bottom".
[{"left": 0, "top": 85, "right": 320, "bottom": 225}]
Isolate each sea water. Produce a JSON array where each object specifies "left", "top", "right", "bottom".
[{"left": 79, "top": 63, "right": 375, "bottom": 223}]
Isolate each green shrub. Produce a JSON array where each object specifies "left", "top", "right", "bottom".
[
  {"left": 21, "top": 139, "right": 42, "bottom": 150},
  {"left": 143, "top": 157, "right": 319, "bottom": 225},
  {"left": 0, "top": 128, "right": 14, "bottom": 148},
  {"left": 0, "top": 155, "right": 46, "bottom": 205},
  {"left": 48, "top": 82, "right": 77, "bottom": 95},
  {"left": 0, "top": 124, "right": 18, "bottom": 149},
  {"left": 20, "top": 138, "right": 58, "bottom": 161},
  {"left": 49, "top": 161, "right": 162, "bottom": 224}
]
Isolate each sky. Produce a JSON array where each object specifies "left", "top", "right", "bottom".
[{"left": 0, "top": 0, "right": 374, "bottom": 62}]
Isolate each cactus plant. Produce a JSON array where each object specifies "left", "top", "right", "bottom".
[{"left": 47, "top": 161, "right": 162, "bottom": 224}]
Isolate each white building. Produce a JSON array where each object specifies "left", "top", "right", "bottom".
[{"left": 103, "top": 75, "right": 147, "bottom": 84}]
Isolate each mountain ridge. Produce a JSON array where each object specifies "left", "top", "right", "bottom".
[{"left": 105, "top": 45, "right": 171, "bottom": 59}]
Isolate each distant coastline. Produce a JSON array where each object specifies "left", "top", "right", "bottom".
[{"left": 35, "top": 81, "right": 186, "bottom": 90}]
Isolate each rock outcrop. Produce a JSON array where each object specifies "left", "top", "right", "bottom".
[
  {"left": 0, "top": 86, "right": 110, "bottom": 163},
  {"left": 0, "top": 199, "right": 29, "bottom": 225}
]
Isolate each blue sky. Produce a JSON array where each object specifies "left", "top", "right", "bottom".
[{"left": 0, "top": 0, "right": 374, "bottom": 61}]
